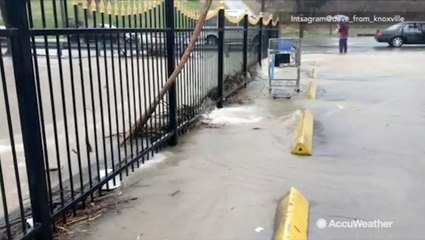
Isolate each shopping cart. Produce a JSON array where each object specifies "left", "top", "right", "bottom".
[{"left": 268, "top": 38, "right": 302, "bottom": 99}]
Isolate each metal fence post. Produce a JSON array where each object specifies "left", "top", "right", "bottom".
[
  {"left": 274, "top": 20, "right": 279, "bottom": 38},
  {"left": 5, "top": 0, "right": 53, "bottom": 239},
  {"left": 217, "top": 5, "right": 224, "bottom": 109},
  {"left": 165, "top": 0, "right": 178, "bottom": 145},
  {"left": 278, "top": 21, "right": 280, "bottom": 37},
  {"left": 258, "top": 13, "right": 263, "bottom": 66},
  {"left": 242, "top": 11, "right": 248, "bottom": 87},
  {"left": 267, "top": 21, "right": 272, "bottom": 49},
  {"left": 276, "top": 21, "right": 280, "bottom": 38}
]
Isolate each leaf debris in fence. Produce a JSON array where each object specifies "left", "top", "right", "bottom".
[{"left": 53, "top": 192, "right": 138, "bottom": 236}]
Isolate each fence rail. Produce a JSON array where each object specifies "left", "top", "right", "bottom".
[{"left": 0, "top": 0, "right": 279, "bottom": 239}]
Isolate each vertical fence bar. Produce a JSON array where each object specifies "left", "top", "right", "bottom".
[
  {"left": 258, "top": 13, "right": 263, "bottom": 66},
  {"left": 144, "top": 10, "right": 154, "bottom": 158},
  {"left": 158, "top": 3, "right": 166, "bottom": 148},
  {"left": 217, "top": 6, "right": 224, "bottom": 109},
  {"left": 159, "top": 2, "right": 167, "bottom": 147},
  {"left": 153, "top": 6, "right": 162, "bottom": 150},
  {"left": 74, "top": 4, "right": 94, "bottom": 192},
  {"left": 27, "top": 0, "right": 54, "bottom": 209},
  {"left": 165, "top": 0, "right": 178, "bottom": 145},
  {"left": 128, "top": 12, "right": 139, "bottom": 164},
  {"left": 101, "top": 9, "right": 116, "bottom": 182},
  {"left": 0, "top": 46, "right": 27, "bottom": 234},
  {"left": 0, "top": 157, "right": 11, "bottom": 239},
  {"left": 134, "top": 9, "right": 142, "bottom": 166},
  {"left": 84, "top": 7, "right": 102, "bottom": 186},
  {"left": 64, "top": 0, "right": 85, "bottom": 202},
  {"left": 275, "top": 23, "right": 279, "bottom": 38},
  {"left": 266, "top": 21, "right": 271, "bottom": 53},
  {"left": 277, "top": 21, "right": 280, "bottom": 37},
  {"left": 122, "top": 12, "right": 134, "bottom": 172},
  {"left": 53, "top": 0, "right": 75, "bottom": 204},
  {"left": 4, "top": 0, "right": 53, "bottom": 239},
  {"left": 242, "top": 12, "right": 248, "bottom": 86}
]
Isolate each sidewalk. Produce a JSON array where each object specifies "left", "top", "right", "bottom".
[{"left": 64, "top": 49, "right": 425, "bottom": 240}]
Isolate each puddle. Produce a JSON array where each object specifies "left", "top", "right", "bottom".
[{"left": 202, "top": 106, "right": 263, "bottom": 124}]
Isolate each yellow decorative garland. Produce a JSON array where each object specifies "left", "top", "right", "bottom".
[
  {"left": 71, "top": 0, "right": 279, "bottom": 25},
  {"left": 73, "top": 0, "right": 163, "bottom": 15},
  {"left": 272, "top": 17, "right": 279, "bottom": 27},
  {"left": 224, "top": 9, "right": 247, "bottom": 24},
  {"left": 175, "top": 0, "right": 219, "bottom": 21},
  {"left": 249, "top": 12, "right": 262, "bottom": 25},
  {"left": 263, "top": 13, "right": 273, "bottom": 25}
]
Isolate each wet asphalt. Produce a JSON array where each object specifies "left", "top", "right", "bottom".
[
  {"left": 302, "top": 36, "right": 425, "bottom": 53},
  {"left": 65, "top": 36, "right": 425, "bottom": 240}
]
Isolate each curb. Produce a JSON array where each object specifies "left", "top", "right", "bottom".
[
  {"left": 291, "top": 109, "right": 314, "bottom": 156},
  {"left": 306, "top": 81, "right": 316, "bottom": 99},
  {"left": 273, "top": 187, "right": 310, "bottom": 240}
]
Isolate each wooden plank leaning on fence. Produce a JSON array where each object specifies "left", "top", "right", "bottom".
[{"left": 120, "top": 0, "right": 213, "bottom": 146}]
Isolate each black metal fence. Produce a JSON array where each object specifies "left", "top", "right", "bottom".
[{"left": 0, "top": 0, "right": 279, "bottom": 239}]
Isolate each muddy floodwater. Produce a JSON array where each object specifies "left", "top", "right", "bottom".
[{"left": 25, "top": 37, "right": 425, "bottom": 239}]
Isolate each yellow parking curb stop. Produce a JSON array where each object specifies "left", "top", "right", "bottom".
[
  {"left": 291, "top": 109, "right": 314, "bottom": 156},
  {"left": 306, "top": 81, "right": 316, "bottom": 99},
  {"left": 273, "top": 187, "right": 310, "bottom": 240}
]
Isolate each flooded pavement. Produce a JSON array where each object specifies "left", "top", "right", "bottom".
[
  {"left": 0, "top": 49, "right": 242, "bottom": 219},
  {"left": 65, "top": 38, "right": 425, "bottom": 240},
  {"left": 302, "top": 36, "right": 425, "bottom": 53}
]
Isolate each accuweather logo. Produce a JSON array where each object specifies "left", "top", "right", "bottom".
[{"left": 316, "top": 218, "right": 394, "bottom": 229}]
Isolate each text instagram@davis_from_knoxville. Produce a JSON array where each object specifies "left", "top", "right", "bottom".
[{"left": 291, "top": 15, "right": 405, "bottom": 24}]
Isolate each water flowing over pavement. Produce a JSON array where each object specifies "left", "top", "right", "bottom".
[{"left": 64, "top": 38, "right": 425, "bottom": 240}]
